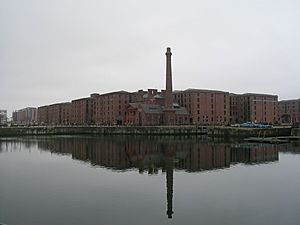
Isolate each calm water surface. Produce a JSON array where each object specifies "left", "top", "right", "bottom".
[{"left": 0, "top": 135, "right": 300, "bottom": 225}]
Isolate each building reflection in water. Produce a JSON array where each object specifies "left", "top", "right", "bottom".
[
  {"left": 35, "top": 136, "right": 281, "bottom": 172},
  {"left": 2, "top": 136, "right": 300, "bottom": 218},
  {"left": 34, "top": 136, "right": 283, "bottom": 219}
]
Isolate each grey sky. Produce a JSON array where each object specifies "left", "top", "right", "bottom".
[{"left": 1, "top": 0, "right": 300, "bottom": 116}]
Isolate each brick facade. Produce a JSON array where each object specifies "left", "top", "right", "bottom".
[
  {"left": 37, "top": 106, "right": 49, "bottom": 125},
  {"left": 37, "top": 103, "right": 72, "bottom": 125},
  {"left": 71, "top": 94, "right": 98, "bottom": 125},
  {"left": 239, "top": 94, "right": 278, "bottom": 124},
  {"left": 174, "top": 89, "right": 230, "bottom": 125},
  {"left": 279, "top": 99, "right": 300, "bottom": 124},
  {"left": 95, "top": 91, "right": 131, "bottom": 125},
  {"left": 30, "top": 47, "right": 295, "bottom": 126}
]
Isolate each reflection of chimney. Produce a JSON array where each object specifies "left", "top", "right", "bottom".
[
  {"left": 165, "top": 47, "right": 173, "bottom": 110},
  {"left": 166, "top": 156, "right": 174, "bottom": 219}
]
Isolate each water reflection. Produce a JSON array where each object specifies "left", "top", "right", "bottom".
[
  {"left": 2, "top": 136, "right": 297, "bottom": 220},
  {"left": 38, "top": 136, "right": 283, "bottom": 171}
]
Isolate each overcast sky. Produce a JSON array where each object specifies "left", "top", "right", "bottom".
[{"left": 1, "top": 0, "right": 300, "bottom": 116}]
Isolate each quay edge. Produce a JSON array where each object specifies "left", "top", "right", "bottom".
[{"left": 0, "top": 126, "right": 292, "bottom": 138}]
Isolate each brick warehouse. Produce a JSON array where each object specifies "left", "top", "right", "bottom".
[
  {"left": 173, "top": 89, "right": 230, "bottom": 125},
  {"left": 95, "top": 91, "right": 144, "bottom": 125},
  {"left": 20, "top": 47, "right": 298, "bottom": 126},
  {"left": 124, "top": 48, "right": 189, "bottom": 126},
  {"left": 279, "top": 99, "right": 300, "bottom": 124},
  {"left": 230, "top": 93, "right": 279, "bottom": 125}
]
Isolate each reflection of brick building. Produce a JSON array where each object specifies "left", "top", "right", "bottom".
[
  {"left": 182, "top": 144, "right": 231, "bottom": 171},
  {"left": 231, "top": 144, "right": 278, "bottom": 164},
  {"left": 37, "top": 137, "right": 279, "bottom": 172},
  {"left": 278, "top": 99, "right": 300, "bottom": 124}
]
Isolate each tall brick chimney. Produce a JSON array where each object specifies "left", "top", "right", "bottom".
[
  {"left": 165, "top": 47, "right": 173, "bottom": 109},
  {"left": 163, "top": 47, "right": 176, "bottom": 125}
]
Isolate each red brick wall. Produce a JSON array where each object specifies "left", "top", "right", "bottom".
[
  {"left": 279, "top": 99, "right": 300, "bottom": 124},
  {"left": 70, "top": 95, "right": 98, "bottom": 125},
  {"left": 37, "top": 106, "right": 48, "bottom": 124},
  {"left": 173, "top": 90, "right": 230, "bottom": 125},
  {"left": 241, "top": 94, "right": 278, "bottom": 124}
]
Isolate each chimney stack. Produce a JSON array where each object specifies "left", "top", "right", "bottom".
[{"left": 165, "top": 47, "right": 173, "bottom": 109}]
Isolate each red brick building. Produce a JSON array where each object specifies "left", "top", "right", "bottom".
[
  {"left": 125, "top": 47, "right": 189, "bottom": 126},
  {"left": 238, "top": 93, "right": 278, "bottom": 124},
  {"left": 37, "top": 102, "right": 71, "bottom": 125},
  {"left": 229, "top": 94, "right": 241, "bottom": 124},
  {"left": 37, "top": 106, "right": 49, "bottom": 125},
  {"left": 95, "top": 91, "right": 132, "bottom": 125},
  {"left": 173, "top": 89, "right": 230, "bottom": 125},
  {"left": 33, "top": 47, "right": 288, "bottom": 126},
  {"left": 71, "top": 94, "right": 99, "bottom": 125},
  {"left": 61, "top": 102, "right": 72, "bottom": 125},
  {"left": 126, "top": 102, "right": 189, "bottom": 126},
  {"left": 278, "top": 99, "right": 300, "bottom": 124},
  {"left": 47, "top": 104, "right": 62, "bottom": 125}
]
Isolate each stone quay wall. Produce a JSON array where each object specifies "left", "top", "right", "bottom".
[
  {"left": 0, "top": 126, "right": 292, "bottom": 138},
  {"left": 291, "top": 128, "right": 300, "bottom": 136},
  {"left": 207, "top": 126, "right": 291, "bottom": 138},
  {"left": 0, "top": 126, "right": 208, "bottom": 137}
]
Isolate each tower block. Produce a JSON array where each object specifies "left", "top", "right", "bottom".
[{"left": 164, "top": 47, "right": 176, "bottom": 125}]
